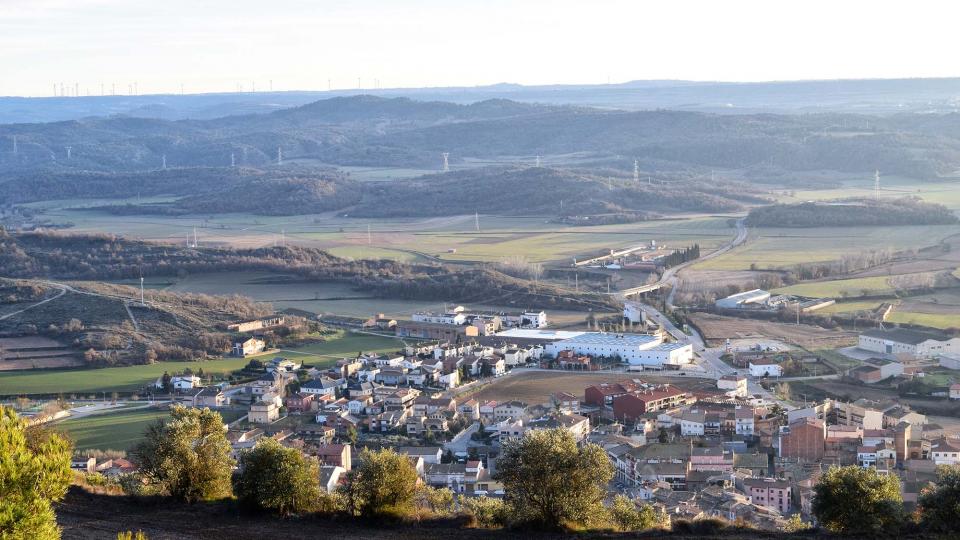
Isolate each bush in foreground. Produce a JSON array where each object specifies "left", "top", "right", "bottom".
[
  {"left": 496, "top": 428, "right": 613, "bottom": 529},
  {"left": 131, "top": 406, "right": 234, "bottom": 503},
  {"left": 608, "top": 494, "right": 668, "bottom": 532},
  {"left": 234, "top": 437, "right": 322, "bottom": 516},
  {"left": 918, "top": 465, "right": 960, "bottom": 533},
  {"left": 339, "top": 448, "right": 419, "bottom": 519},
  {"left": 812, "top": 465, "right": 904, "bottom": 534},
  {"left": 0, "top": 406, "right": 73, "bottom": 540}
]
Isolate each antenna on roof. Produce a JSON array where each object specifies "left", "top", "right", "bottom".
[{"left": 442, "top": 152, "right": 449, "bottom": 172}]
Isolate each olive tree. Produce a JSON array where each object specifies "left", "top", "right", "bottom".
[
  {"left": 131, "top": 405, "right": 234, "bottom": 502},
  {"left": 496, "top": 428, "right": 613, "bottom": 529},
  {"left": 812, "top": 465, "right": 903, "bottom": 534},
  {"left": 234, "top": 437, "right": 321, "bottom": 515},
  {"left": 339, "top": 448, "right": 419, "bottom": 518}
]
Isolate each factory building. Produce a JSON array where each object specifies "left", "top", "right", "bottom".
[
  {"left": 715, "top": 289, "right": 771, "bottom": 310},
  {"left": 544, "top": 332, "right": 693, "bottom": 368}
]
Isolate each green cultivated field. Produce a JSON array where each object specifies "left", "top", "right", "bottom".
[
  {"left": 31, "top": 197, "right": 733, "bottom": 264},
  {"left": 56, "top": 408, "right": 246, "bottom": 451},
  {"left": 887, "top": 311, "right": 960, "bottom": 329},
  {"left": 56, "top": 408, "right": 170, "bottom": 451},
  {"left": 814, "top": 300, "right": 884, "bottom": 314},
  {"left": 777, "top": 175, "right": 960, "bottom": 211},
  {"left": 695, "top": 224, "right": 960, "bottom": 272},
  {"left": 0, "top": 333, "right": 401, "bottom": 396}
]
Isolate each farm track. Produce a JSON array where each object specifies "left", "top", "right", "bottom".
[{"left": 0, "top": 285, "right": 67, "bottom": 321}]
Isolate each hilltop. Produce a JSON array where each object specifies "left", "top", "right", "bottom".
[{"left": 354, "top": 166, "right": 770, "bottom": 217}]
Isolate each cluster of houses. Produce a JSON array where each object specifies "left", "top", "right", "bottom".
[
  {"left": 574, "top": 371, "right": 953, "bottom": 525},
  {"left": 239, "top": 341, "right": 544, "bottom": 435},
  {"left": 394, "top": 306, "right": 548, "bottom": 341}
]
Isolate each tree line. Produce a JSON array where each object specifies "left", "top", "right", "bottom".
[{"left": 747, "top": 197, "right": 958, "bottom": 228}]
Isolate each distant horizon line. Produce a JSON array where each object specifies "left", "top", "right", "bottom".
[{"left": 4, "top": 75, "right": 960, "bottom": 100}]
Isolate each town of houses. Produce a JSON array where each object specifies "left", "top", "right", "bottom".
[{"left": 62, "top": 306, "right": 960, "bottom": 531}]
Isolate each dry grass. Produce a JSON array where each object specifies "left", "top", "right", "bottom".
[{"left": 689, "top": 312, "right": 857, "bottom": 349}]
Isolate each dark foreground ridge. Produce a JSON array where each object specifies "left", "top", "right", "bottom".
[{"left": 56, "top": 486, "right": 935, "bottom": 540}]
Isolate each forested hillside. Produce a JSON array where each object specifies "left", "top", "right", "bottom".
[
  {"left": 746, "top": 198, "right": 959, "bottom": 227},
  {"left": 354, "top": 166, "right": 770, "bottom": 216}
]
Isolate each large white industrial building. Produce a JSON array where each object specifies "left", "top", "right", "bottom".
[
  {"left": 859, "top": 328, "right": 960, "bottom": 359},
  {"left": 715, "top": 289, "right": 771, "bottom": 310},
  {"left": 544, "top": 332, "right": 693, "bottom": 368}
]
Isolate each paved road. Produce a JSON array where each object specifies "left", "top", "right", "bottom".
[
  {"left": 445, "top": 421, "right": 480, "bottom": 454},
  {"left": 616, "top": 217, "right": 747, "bottom": 300}
]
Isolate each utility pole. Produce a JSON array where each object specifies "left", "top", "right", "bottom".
[
  {"left": 193, "top": 227, "right": 198, "bottom": 248},
  {"left": 230, "top": 152, "right": 235, "bottom": 167},
  {"left": 161, "top": 154, "right": 166, "bottom": 170},
  {"left": 474, "top": 211, "right": 479, "bottom": 232},
  {"left": 12, "top": 135, "right": 17, "bottom": 155},
  {"left": 575, "top": 273, "right": 578, "bottom": 291},
  {"left": 796, "top": 302, "right": 800, "bottom": 325},
  {"left": 634, "top": 159, "right": 639, "bottom": 182},
  {"left": 140, "top": 276, "right": 145, "bottom": 306},
  {"left": 277, "top": 147, "right": 283, "bottom": 165},
  {"left": 874, "top": 170, "right": 881, "bottom": 201},
  {"left": 65, "top": 146, "right": 72, "bottom": 160},
  {"left": 442, "top": 152, "right": 449, "bottom": 172}
]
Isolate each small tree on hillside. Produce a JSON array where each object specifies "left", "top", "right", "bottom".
[
  {"left": 496, "top": 428, "right": 613, "bottom": 529},
  {"left": 234, "top": 437, "right": 321, "bottom": 516},
  {"left": 340, "top": 448, "right": 419, "bottom": 518},
  {"left": 131, "top": 405, "right": 234, "bottom": 502},
  {"left": 812, "top": 465, "right": 903, "bottom": 534},
  {"left": 609, "top": 494, "right": 667, "bottom": 531},
  {"left": 0, "top": 406, "right": 73, "bottom": 540}
]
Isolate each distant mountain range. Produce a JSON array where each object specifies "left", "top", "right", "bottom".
[
  {"left": 4, "top": 94, "right": 960, "bottom": 178},
  {"left": 4, "top": 77, "right": 960, "bottom": 124}
]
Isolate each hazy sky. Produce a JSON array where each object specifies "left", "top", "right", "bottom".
[{"left": 2, "top": 0, "right": 958, "bottom": 97}]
